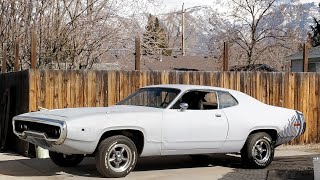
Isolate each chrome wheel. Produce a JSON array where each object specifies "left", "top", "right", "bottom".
[
  {"left": 106, "top": 144, "right": 132, "bottom": 173},
  {"left": 252, "top": 139, "right": 271, "bottom": 164}
]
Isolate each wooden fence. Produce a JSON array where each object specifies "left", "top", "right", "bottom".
[
  {"left": 0, "top": 70, "right": 29, "bottom": 155},
  {"left": 28, "top": 70, "right": 320, "bottom": 145}
]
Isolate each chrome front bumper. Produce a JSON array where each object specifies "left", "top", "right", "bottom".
[{"left": 13, "top": 116, "right": 67, "bottom": 145}]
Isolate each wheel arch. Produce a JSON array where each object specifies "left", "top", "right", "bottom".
[
  {"left": 94, "top": 127, "right": 145, "bottom": 156},
  {"left": 247, "top": 128, "right": 278, "bottom": 143}
]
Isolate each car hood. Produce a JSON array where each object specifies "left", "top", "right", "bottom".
[{"left": 14, "top": 105, "right": 163, "bottom": 122}]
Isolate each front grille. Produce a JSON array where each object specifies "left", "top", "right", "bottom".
[{"left": 14, "top": 120, "right": 61, "bottom": 139}]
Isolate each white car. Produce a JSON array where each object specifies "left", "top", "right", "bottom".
[{"left": 13, "top": 84, "right": 305, "bottom": 178}]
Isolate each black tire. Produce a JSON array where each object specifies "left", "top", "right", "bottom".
[
  {"left": 241, "top": 132, "right": 274, "bottom": 168},
  {"left": 49, "top": 151, "right": 84, "bottom": 167},
  {"left": 95, "top": 135, "right": 138, "bottom": 178}
]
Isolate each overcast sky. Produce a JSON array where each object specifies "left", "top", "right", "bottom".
[{"left": 161, "top": 0, "right": 320, "bottom": 12}]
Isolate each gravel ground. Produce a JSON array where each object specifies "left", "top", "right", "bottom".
[
  {"left": 277, "top": 144, "right": 320, "bottom": 154},
  {"left": 0, "top": 145, "right": 319, "bottom": 180},
  {"left": 220, "top": 145, "right": 320, "bottom": 180}
]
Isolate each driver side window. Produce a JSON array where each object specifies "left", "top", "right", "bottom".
[{"left": 172, "top": 90, "right": 218, "bottom": 110}]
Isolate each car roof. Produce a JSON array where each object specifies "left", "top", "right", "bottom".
[
  {"left": 141, "top": 84, "right": 263, "bottom": 105},
  {"left": 142, "top": 84, "right": 233, "bottom": 92}
]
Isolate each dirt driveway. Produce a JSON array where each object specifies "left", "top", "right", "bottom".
[{"left": 0, "top": 145, "right": 319, "bottom": 180}]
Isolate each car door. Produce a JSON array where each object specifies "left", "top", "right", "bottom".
[{"left": 161, "top": 90, "right": 229, "bottom": 154}]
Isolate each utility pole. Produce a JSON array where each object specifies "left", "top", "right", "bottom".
[
  {"left": 135, "top": 35, "right": 141, "bottom": 71},
  {"left": 181, "top": 3, "right": 185, "bottom": 56},
  {"left": 31, "top": 27, "right": 36, "bottom": 69},
  {"left": 2, "top": 43, "right": 7, "bottom": 73},
  {"left": 14, "top": 38, "right": 20, "bottom": 71},
  {"left": 223, "top": 42, "right": 229, "bottom": 71},
  {"left": 303, "top": 43, "right": 308, "bottom": 72}
]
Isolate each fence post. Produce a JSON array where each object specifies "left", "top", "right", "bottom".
[
  {"left": 1, "top": 43, "right": 7, "bottom": 73},
  {"left": 135, "top": 35, "right": 141, "bottom": 71},
  {"left": 31, "top": 28, "right": 36, "bottom": 69},
  {"left": 223, "top": 42, "right": 229, "bottom": 71},
  {"left": 303, "top": 43, "right": 308, "bottom": 72},
  {"left": 14, "top": 39, "right": 20, "bottom": 71}
]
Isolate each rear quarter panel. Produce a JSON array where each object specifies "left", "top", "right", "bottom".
[{"left": 221, "top": 90, "right": 297, "bottom": 152}]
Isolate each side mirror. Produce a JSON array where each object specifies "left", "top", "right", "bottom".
[{"left": 179, "top": 103, "right": 189, "bottom": 111}]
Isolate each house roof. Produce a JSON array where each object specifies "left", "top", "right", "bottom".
[
  {"left": 287, "top": 46, "right": 320, "bottom": 60},
  {"left": 94, "top": 55, "right": 219, "bottom": 71}
]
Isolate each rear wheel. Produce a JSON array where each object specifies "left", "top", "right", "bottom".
[
  {"left": 95, "top": 135, "right": 138, "bottom": 178},
  {"left": 241, "top": 132, "right": 274, "bottom": 168},
  {"left": 49, "top": 151, "right": 84, "bottom": 167}
]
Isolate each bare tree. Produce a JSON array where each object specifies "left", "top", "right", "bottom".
[
  {"left": 208, "top": 0, "right": 307, "bottom": 70},
  {"left": 0, "top": 0, "right": 163, "bottom": 71}
]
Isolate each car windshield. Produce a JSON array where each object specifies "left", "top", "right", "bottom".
[{"left": 117, "top": 88, "right": 181, "bottom": 109}]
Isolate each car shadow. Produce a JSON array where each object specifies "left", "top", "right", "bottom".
[
  {"left": 0, "top": 154, "right": 316, "bottom": 179},
  {"left": 0, "top": 154, "right": 242, "bottom": 178},
  {"left": 135, "top": 154, "right": 243, "bottom": 171}
]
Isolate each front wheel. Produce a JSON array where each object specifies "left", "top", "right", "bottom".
[
  {"left": 241, "top": 132, "right": 274, "bottom": 168},
  {"left": 49, "top": 151, "right": 84, "bottom": 167},
  {"left": 95, "top": 135, "right": 138, "bottom": 178}
]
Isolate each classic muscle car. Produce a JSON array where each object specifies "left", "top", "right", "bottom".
[{"left": 13, "top": 84, "right": 306, "bottom": 178}]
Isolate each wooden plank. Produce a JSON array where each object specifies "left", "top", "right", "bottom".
[
  {"left": 286, "top": 72, "right": 295, "bottom": 110},
  {"left": 309, "top": 73, "right": 316, "bottom": 143},
  {"left": 40, "top": 70, "right": 46, "bottom": 109},
  {"left": 107, "top": 71, "right": 116, "bottom": 106},
  {"left": 203, "top": 72, "right": 210, "bottom": 86},
  {"left": 317, "top": 74, "right": 320, "bottom": 143},
  {"left": 91, "top": 71, "right": 97, "bottom": 106},
  {"left": 199, "top": 71, "right": 204, "bottom": 85},
  {"left": 87, "top": 71, "right": 93, "bottom": 107},
  {"left": 74, "top": 71, "right": 81, "bottom": 107},
  {"left": 239, "top": 72, "right": 245, "bottom": 93},
  {"left": 44, "top": 70, "right": 50, "bottom": 109},
  {"left": 35, "top": 70, "right": 41, "bottom": 110},
  {"left": 57, "top": 70, "right": 63, "bottom": 109},
  {"left": 29, "top": 70, "right": 36, "bottom": 112},
  {"left": 96, "top": 71, "right": 103, "bottom": 107},
  {"left": 295, "top": 73, "right": 303, "bottom": 144},
  {"left": 255, "top": 72, "right": 261, "bottom": 101},
  {"left": 119, "top": 71, "right": 125, "bottom": 102},
  {"left": 182, "top": 71, "right": 189, "bottom": 84},
  {"left": 70, "top": 71, "right": 76, "bottom": 107},
  {"left": 66, "top": 70, "right": 71, "bottom": 108},
  {"left": 261, "top": 73, "right": 267, "bottom": 104},
  {"left": 273, "top": 73, "right": 279, "bottom": 107},
  {"left": 115, "top": 71, "right": 120, "bottom": 103},
  {"left": 161, "top": 71, "right": 169, "bottom": 85},
  {"left": 102, "top": 71, "right": 108, "bottom": 107},
  {"left": 303, "top": 73, "right": 310, "bottom": 143},
  {"left": 53, "top": 70, "right": 59, "bottom": 109},
  {"left": 168, "top": 71, "right": 175, "bottom": 84},
  {"left": 229, "top": 72, "right": 235, "bottom": 90},
  {"left": 236, "top": 72, "right": 241, "bottom": 91}
]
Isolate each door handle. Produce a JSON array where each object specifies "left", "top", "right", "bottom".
[{"left": 215, "top": 114, "right": 222, "bottom": 117}]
